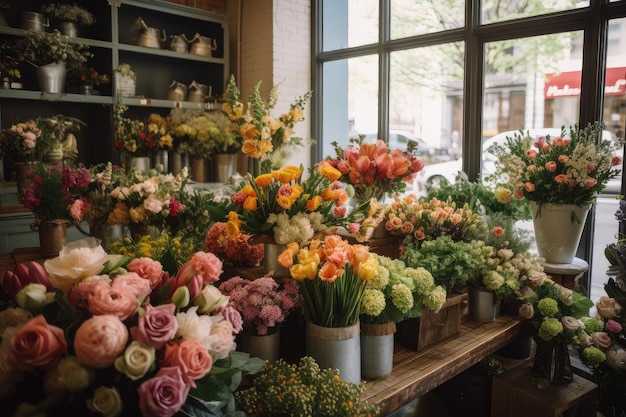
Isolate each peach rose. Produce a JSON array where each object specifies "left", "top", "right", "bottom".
[
  {"left": 74, "top": 315, "right": 129, "bottom": 369},
  {"left": 162, "top": 339, "right": 212, "bottom": 387},
  {"left": 518, "top": 303, "right": 534, "bottom": 320},
  {"left": 591, "top": 331, "right": 612, "bottom": 349},
  {"left": 561, "top": 316, "right": 580, "bottom": 331},
  {"left": 596, "top": 296, "right": 623, "bottom": 319},
  {"left": 9, "top": 315, "right": 67, "bottom": 371}
]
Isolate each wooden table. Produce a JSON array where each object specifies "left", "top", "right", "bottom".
[{"left": 362, "top": 314, "right": 524, "bottom": 415}]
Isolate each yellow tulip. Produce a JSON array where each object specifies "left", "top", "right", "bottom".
[
  {"left": 356, "top": 257, "right": 378, "bottom": 281},
  {"left": 255, "top": 173, "right": 273, "bottom": 187},
  {"left": 243, "top": 196, "right": 258, "bottom": 210}
]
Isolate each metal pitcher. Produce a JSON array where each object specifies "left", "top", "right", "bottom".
[
  {"left": 189, "top": 33, "right": 218, "bottom": 57},
  {"left": 21, "top": 11, "right": 48, "bottom": 32},
  {"left": 131, "top": 17, "right": 166, "bottom": 49},
  {"left": 187, "top": 80, "right": 210, "bottom": 103},
  {"left": 169, "top": 34, "right": 190, "bottom": 53},
  {"left": 167, "top": 80, "right": 187, "bottom": 101}
]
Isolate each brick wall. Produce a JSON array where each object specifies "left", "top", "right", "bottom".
[{"left": 164, "top": 0, "right": 227, "bottom": 15}]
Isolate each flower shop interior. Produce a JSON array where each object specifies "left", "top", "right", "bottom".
[{"left": 2, "top": 0, "right": 626, "bottom": 416}]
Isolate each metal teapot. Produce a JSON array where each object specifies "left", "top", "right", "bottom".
[
  {"left": 131, "top": 17, "right": 166, "bottom": 49},
  {"left": 169, "top": 34, "right": 190, "bottom": 53},
  {"left": 21, "top": 11, "right": 49, "bottom": 32},
  {"left": 168, "top": 80, "right": 187, "bottom": 102},
  {"left": 189, "top": 33, "right": 218, "bottom": 57},
  {"left": 187, "top": 80, "right": 210, "bottom": 103}
]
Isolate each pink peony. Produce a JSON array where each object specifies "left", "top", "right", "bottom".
[
  {"left": 9, "top": 315, "right": 67, "bottom": 371},
  {"left": 74, "top": 315, "right": 129, "bottom": 369},
  {"left": 87, "top": 283, "right": 138, "bottom": 321},
  {"left": 138, "top": 366, "right": 190, "bottom": 417},
  {"left": 177, "top": 251, "right": 223, "bottom": 285},
  {"left": 111, "top": 272, "right": 152, "bottom": 303},
  {"left": 68, "top": 276, "right": 111, "bottom": 308},
  {"left": 131, "top": 304, "right": 179, "bottom": 349}
]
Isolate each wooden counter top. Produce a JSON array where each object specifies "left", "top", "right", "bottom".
[{"left": 363, "top": 314, "right": 524, "bottom": 415}]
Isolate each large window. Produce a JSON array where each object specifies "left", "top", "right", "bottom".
[{"left": 313, "top": 1, "right": 626, "bottom": 296}]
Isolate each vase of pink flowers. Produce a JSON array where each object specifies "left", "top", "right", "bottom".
[{"left": 218, "top": 275, "right": 303, "bottom": 363}]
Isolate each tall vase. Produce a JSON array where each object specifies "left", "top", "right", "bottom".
[
  {"left": 169, "top": 150, "right": 183, "bottom": 175},
  {"left": 36, "top": 61, "right": 67, "bottom": 94},
  {"left": 532, "top": 337, "right": 573, "bottom": 388},
  {"left": 31, "top": 219, "right": 68, "bottom": 258},
  {"left": 154, "top": 150, "right": 169, "bottom": 173},
  {"left": 241, "top": 328, "right": 280, "bottom": 364},
  {"left": 360, "top": 321, "right": 396, "bottom": 379},
  {"left": 190, "top": 157, "right": 207, "bottom": 182},
  {"left": 468, "top": 287, "right": 498, "bottom": 323},
  {"left": 128, "top": 156, "right": 151, "bottom": 171},
  {"left": 212, "top": 153, "right": 238, "bottom": 183},
  {"left": 263, "top": 243, "right": 290, "bottom": 278},
  {"left": 531, "top": 201, "right": 591, "bottom": 264},
  {"left": 306, "top": 320, "right": 361, "bottom": 383}
]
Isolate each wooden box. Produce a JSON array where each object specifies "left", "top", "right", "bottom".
[
  {"left": 395, "top": 293, "right": 468, "bottom": 351},
  {"left": 491, "top": 365, "right": 598, "bottom": 417}
]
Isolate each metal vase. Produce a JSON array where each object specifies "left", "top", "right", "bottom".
[
  {"left": 128, "top": 156, "right": 151, "bottom": 172},
  {"left": 36, "top": 61, "right": 67, "bottom": 94},
  {"left": 263, "top": 243, "right": 290, "bottom": 278},
  {"left": 190, "top": 157, "right": 207, "bottom": 182},
  {"left": 361, "top": 322, "right": 396, "bottom": 379},
  {"left": 212, "top": 153, "right": 238, "bottom": 183},
  {"left": 468, "top": 287, "right": 497, "bottom": 323},
  {"left": 241, "top": 329, "right": 280, "bottom": 364},
  {"left": 154, "top": 150, "right": 169, "bottom": 173},
  {"left": 32, "top": 219, "right": 68, "bottom": 258},
  {"left": 306, "top": 320, "right": 361, "bottom": 383}
]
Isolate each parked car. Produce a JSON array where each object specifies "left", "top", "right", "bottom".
[{"left": 412, "top": 128, "right": 620, "bottom": 196}]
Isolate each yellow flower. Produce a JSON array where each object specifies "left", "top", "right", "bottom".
[
  {"left": 306, "top": 195, "right": 323, "bottom": 211},
  {"left": 255, "top": 173, "right": 273, "bottom": 187},
  {"left": 275, "top": 165, "right": 302, "bottom": 183},
  {"left": 243, "top": 196, "right": 258, "bottom": 211},
  {"left": 290, "top": 261, "right": 319, "bottom": 281},
  {"left": 356, "top": 256, "right": 378, "bottom": 281},
  {"left": 318, "top": 161, "right": 342, "bottom": 182},
  {"left": 225, "top": 211, "right": 241, "bottom": 239},
  {"left": 277, "top": 195, "right": 293, "bottom": 209}
]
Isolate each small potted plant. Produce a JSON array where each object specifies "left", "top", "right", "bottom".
[
  {"left": 114, "top": 63, "right": 136, "bottom": 97},
  {"left": 40, "top": 3, "right": 96, "bottom": 37},
  {"left": 68, "top": 65, "right": 109, "bottom": 94}
]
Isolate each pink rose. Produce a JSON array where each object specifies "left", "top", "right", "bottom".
[
  {"left": 112, "top": 272, "right": 152, "bottom": 303},
  {"left": 138, "top": 366, "right": 190, "bottom": 417},
  {"left": 9, "top": 315, "right": 67, "bottom": 371},
  {"left": 219, "top": 306, "right": 243, "bottom": 334},
  {"left": 127, "top": 258, "right": 164, "bottom": 287},
  {"left": 207, "top": 320, "right": 236, "bottom": 360},
  {"left": 162, "top": 339, "right": 213, "bottom": 387},
  {"left": 74, "top": 315, "right": 129, "bottom": 369},
  {"left": 591, "top": 331, "right": 612, "bottom": 349},
  {"left": 131, "top": 304, "right": 179, "bottom": 349},
  {"left": 606, "top": 319, "right": 623, "bottom": 333},
  {"left": 88, "top": 284, "right": 138, "bottom": 321}
]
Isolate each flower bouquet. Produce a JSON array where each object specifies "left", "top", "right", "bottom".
[
  {"left": 203, "top": 222, "right": 264, "bottom": 267},
  {"left": 0, "top": 119, "right": 43, "bottom": 163},
  {"left": 146, "top": 113, "right": 173, "bottom": 154},
  {"left": 40, "top": 3, "right": 96, "bottom": 26},
  {"left": 488, "top": 122, "right": 624, "bottom": 212},
  {"left": 0, "top": 237, "right": 265, "bottom": 417},
  {"left": 278, "top": 234, "right": 378, "bottom": 328},
  {"left": 218, "top": 275, "right": 302, "bottom": 336},
  {"left": 326, "top": 135, "right": 425, "bottom": 202},
  {"left": 518, "top": 278, "right": 593, "bottom": 388},
  {"left": 6, "top": 30, "right": 91, "bottom": 69},
  {"left": 106, "top": 165, "right": 189, "bottom": 233},
  {"left": 221, "top": 74, "right": 312, "bottom": 172},
  {"left": 173, "top": 110, "right": 233, "bottom": 158},
  {"left": 68, "top": 65, "right": 109, "bottom": 88},
  {"left": 225, "top": 163, "right": 371, "bottom": 246},
  {"left": 234, "top": 356, "right": 380, "bottom": 417}
]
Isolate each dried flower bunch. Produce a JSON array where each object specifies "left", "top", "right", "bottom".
[
  {"left": 7, "top": 30, "right": 91, "bottom": 68},
  {"left": 0, "top": 119, "right": 42, "bottom": 162},
  {"left": 235, "top": 356, "right": 380, "bottom": 417},
  {"left": 41, "top": 3, "right": 96, "bottom": 26},
  {"left": 218, "top": 275, "right": 303, "bottom": 336}
]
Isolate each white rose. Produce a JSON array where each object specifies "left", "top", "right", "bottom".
[
  {"left": 87, "top": 386, "right": 123, "bottom": 417},
  {"left": 561, "top": 316, "right": 580, "bottom": 331},
  {"left": 194, "top": 285, "right": 229, "bottom": 314}
]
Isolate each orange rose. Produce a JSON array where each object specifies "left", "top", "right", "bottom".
[{"left": 162, "top": 339, "right": 213, "bottom": 387}]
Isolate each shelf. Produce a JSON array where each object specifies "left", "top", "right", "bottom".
[
  {"left": 0, "top": 89, "right": 113, "bottom": 104},
  {"left": 117, "top": 43, "right": 223, "bottom": 64}
]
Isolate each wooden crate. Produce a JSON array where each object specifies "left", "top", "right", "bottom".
[
  {"left": 491, "top": 365, "right": 598, "bottom": 417},
  {"left": 395, "top": 293, "right": 468, "bottom": 351}
]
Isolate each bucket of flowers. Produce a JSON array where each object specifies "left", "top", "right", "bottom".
[{"left": 67, "top": 65, "right": 109, "bottom": 95}]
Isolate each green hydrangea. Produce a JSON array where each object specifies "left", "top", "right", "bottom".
[
  {"left": 423, "top": 285, "right": 447, "bottom": 313},
  {"left": 581, "top": 346, "right": 607, "bottom": 368},
  {"left": 538, "top": 317, "right": 564, "bottom": 341},
  {"left": 405, "top": 267, "right": 435, "bottom": 295},
  {"left": 580, "top": 316, "right": 603, "bottom": 333},
  {"left": 537, "top": 297, "right": 559, "bottom": 317},
  {"left": 366, "top": 265, "right": 389, "bottom": 290},
  {"left": 361, "top": 288, "right": 386, "bottom": 317},
  {"left": 390, "top": 284, "right": 414, "bottom": 313},
  {"left": 483, "top": 270, "right": 505, "bottom": 291}
]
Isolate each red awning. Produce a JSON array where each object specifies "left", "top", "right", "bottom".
[{"left": 544, "top": 67, "right": 626, "bottom": 98}]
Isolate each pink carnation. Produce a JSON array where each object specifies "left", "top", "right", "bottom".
[
  {"left": 112, "top": 272, "right": 152, "bottom": 303},
  {"left": 127, "top": 257, "right": 164, "bottom": 287},
  {"left": 177, "top": 251, "right": 223, "bottom": 285}
]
